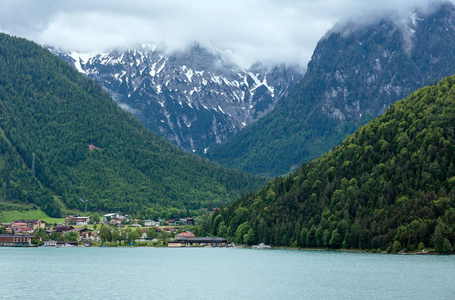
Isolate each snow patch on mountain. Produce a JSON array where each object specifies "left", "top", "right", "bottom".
[{"left": 53, "top": 44, "right": 302, "bottom": 153}]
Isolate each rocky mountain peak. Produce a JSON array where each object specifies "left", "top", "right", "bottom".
[
  {"left": 306, "top": 1, "right": 455, "bottom": 125},
  {"left": 206, "top": 2, "right": 455, "bottom": 177},
  {"left": 52, "top": 43, "right": 302, "bottom": 153}
]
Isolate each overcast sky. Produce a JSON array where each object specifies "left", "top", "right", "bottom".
[{"left": 0, "top": 0, "right": 450, "bottom": 68}]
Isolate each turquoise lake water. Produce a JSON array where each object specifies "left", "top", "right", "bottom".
[{"left": 1, "top": 247, "right": 454, "bottom": 299}]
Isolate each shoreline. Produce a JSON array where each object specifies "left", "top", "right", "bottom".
[
  {"left": 18, "top": 244, "right": 451, "bottom": 255},
  {"left": 270, "top": 246, "right": 445, "bottom": 255}
]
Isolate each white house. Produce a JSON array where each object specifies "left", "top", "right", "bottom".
[
  {"left": 74, "top": 217, "right": 90, "bottom": 226},
  {"left": 103, "top": 213, "right": 120, "bottom": 221},
  {"left": 43, "top": 240, "right": 57, "bottom": 247}
]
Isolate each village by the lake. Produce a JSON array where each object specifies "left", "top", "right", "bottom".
[{"left": 0, "top": 213, "right": 230, "bottom": 248}]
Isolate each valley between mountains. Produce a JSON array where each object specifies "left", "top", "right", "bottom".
[{"left": 0, "top": 2, "right": 454, "bottom": 253}]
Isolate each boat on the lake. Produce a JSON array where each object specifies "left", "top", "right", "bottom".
[
  {"left": 56, "top": 243, "right": 75, "bottom": 248},
  {"left": 252, "top": 243, "right": 271, "bottom": 249}
]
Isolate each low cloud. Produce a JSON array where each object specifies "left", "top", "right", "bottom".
[
  {"left": 117, "top": 103, "right": 139, "bottom": 115},
  {"left": 0, "top": 0, "right": 450, "bottom": 68}
]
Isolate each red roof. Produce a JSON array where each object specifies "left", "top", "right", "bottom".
[
  {"left": 10, "top": 227, "right": 33, "bottom": 233},
  {"left": 12, "top": 223, "right": 27, "bottom": 226},
  {"left": 176, "top": 231, "right": 195, "bottom": 237}
]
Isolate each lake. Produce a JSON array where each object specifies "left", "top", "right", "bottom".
[{"left": 1, "top": 247, "right": 454, "bottom": 299}]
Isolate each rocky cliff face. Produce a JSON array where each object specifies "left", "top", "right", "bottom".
[
  {"left": 52, "top": 44, "right": 302, "bottom": 153},
  {"left": 307, "top": 2, "right": 455, "bottom": 124},
  {"left": 206, "top": 2, "right": 455, "bottom": 176}
]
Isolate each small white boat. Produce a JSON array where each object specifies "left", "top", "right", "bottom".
[
  {"left": 252, "top": 243, "right": 271, "bottom": 249},
  {"left": 56, "top": 243, "right": 74, "bottom": 248}
]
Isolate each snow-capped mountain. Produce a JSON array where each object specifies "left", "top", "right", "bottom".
[{"left": 51, "top": 44, "right": 302, "bottom": 153}]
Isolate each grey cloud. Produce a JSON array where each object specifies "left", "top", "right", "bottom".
[{"left": 0, "top": 0, "right": 451, "bottom": 68}]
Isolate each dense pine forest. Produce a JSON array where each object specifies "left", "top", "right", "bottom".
[
  {"left": 0, "top": 33, "right": 266, "bottom": 217},
  {"left": 207, "top": 75, "right": 455, "bottom": 253}
]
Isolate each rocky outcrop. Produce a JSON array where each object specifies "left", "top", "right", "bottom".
[{"left": 309, "top": 2, "right": 455, "bottom": 124}]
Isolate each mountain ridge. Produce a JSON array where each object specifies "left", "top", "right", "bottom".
[
  {"left": 52, "top": 44, "right": 302, "bottom": 153},
  {"left": 206, "top": 2, "right": 455, "bottom": 177}
]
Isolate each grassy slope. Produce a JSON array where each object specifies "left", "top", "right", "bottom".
[{"left": 0, "top": 208, "right": 65, "bottom": 224}]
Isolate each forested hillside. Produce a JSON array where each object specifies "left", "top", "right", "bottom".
[
  {"left": 0, "top": 126, "right": 59, "bottom": 216},
  {"left": 206, "top": 2, "right": 455, "bottom": 177},
  {"left": 208, "top": 75, "right": 455, "bottom": 253},
  {"left": 0, "top": 33, "right": 266, "bottom": 216}
]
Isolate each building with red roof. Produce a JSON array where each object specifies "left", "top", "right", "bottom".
[{"left": 175, "top": 231, "right": 196, "bottom": 238}]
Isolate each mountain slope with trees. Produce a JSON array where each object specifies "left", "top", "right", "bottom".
[
  {"left": 0, "top": 33, "right": 266, "bottom": 216},
  {"left": 208, "top": 74, "right": 455, "bottom": 253},
  {"left": 206, "top": 2, "right": 455, "bottom": 177},
  {"left": 0, "top": 125, "right": 60, "bottom": 217}
]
